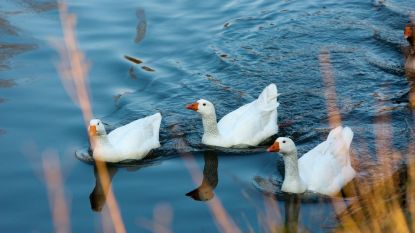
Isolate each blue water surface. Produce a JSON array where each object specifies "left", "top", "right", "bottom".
[{"left": 1, "top": 0, "right": 415, "bottom": 232}]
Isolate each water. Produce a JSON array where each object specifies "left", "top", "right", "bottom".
[{"left": 1, "top": 0, "right": 415, "bottom": 232}]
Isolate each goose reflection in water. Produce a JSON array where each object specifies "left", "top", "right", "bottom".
[
  {"left": 89, "top": 163, "right": 118, "bottom": 212},
  {"left": 284, "top": 195, "right": 301, "bottom": 233},
  {"left": 185, "top": 151, "right": 218, "bottom": 201},
  {"left": 88, "top": 159, "right": 158, "bottom": 212}
]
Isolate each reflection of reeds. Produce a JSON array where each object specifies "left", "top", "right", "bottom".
[
  {"left": 137, "top": 203, "right": 174, "bottom": 233},
  {"left": 54, "top": 2, "right": 126, "bottom": 233}
]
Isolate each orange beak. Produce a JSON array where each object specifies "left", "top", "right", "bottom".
[
  {"left": 267, "top": 142, "right": 280, "bottom": 152},
  {"left": 89, "top": 125, "right": 97, "bottom": 136},
  {"left": 404, "top": 26, "right": 412, "bottom": 39},
  {"left": 186, "top": 102, "right": 199, "bottom": 111}
]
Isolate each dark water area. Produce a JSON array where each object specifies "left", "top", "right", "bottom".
[{"left": 1, "top": 0, "right": 415, "bottom": 232}]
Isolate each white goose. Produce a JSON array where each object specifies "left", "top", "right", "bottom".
[
  {"left": 88, "top": 113, "right": 162, "bottom": 163},
  {"left": 267, "top": 126, "right": 356, "bottom": 196},
  {"left": 186, "top": 84, "right": 279, "bottom": 148}
]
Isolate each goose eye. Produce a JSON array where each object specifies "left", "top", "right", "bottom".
[
  {"left": 203, "top": 103, "right": 206, "bottom": 106},
  {"left": 282, "top": 140, "right": 286, "bottom": 143}
]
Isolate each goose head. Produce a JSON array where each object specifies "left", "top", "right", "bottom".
[
  {"left": 186, "top": 99, "right": 215, "bottom": 116},
  {"left": 405, "top": 23, "right": 414, "bottom": 45},
  {"left": 267, "top": 137, "right": 296, "bottom": 155},
  {"left": 185, "top": 185, "right": 214, "bottom": 201},
  {"left": 89, "top": 119, "right": 107, "bottom": 136}
]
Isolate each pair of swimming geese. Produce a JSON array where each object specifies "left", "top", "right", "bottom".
[{"left": 87, "top": 24, "right": 415, "bottom": 196}]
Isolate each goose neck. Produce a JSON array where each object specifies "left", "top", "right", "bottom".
[
  {"left": 282, "top": 149, "right": 301, "bottom": 180},
  {"left": 201, "top": 112, "right": 220, "bottom": 136},
  {"left": 91, "top": 134, "right": 110, "bottom": 149}
]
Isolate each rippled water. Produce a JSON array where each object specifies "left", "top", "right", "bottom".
[{"left": 1, "top": 0, "right": 415, "bottom": 232}]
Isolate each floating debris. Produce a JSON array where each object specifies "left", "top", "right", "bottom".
[
  {"left": 141, "top": 66, "right": 155, "bottom": 72},
  {"left": 124, "top": 55, "right": 143, "bottom": 64},
  {"left": 223, "top": 22, "right": 230, "bottom": 28},
  {"left": 220, "top": 54, "right": 228, "bottom": 58},
  {"left": 134, "top": 8, "right": 147, "bottom": 44},
  {"left": 128, "top": 66, "right": 138, "bottom": 80},
  {"left": 0, "top": 79, "right": 16, "bottom": 88}
]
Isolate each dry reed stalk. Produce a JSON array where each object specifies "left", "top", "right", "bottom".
[
  {"left": 95, "top": 160, "right": 126, "bottom": 233},
  {"left": 55, "top": 1, "right": 126, "bottom": 232},
  {"left": 42, "top": 152, "right": 70, "bottom": 233},
  {"left": 261, "top": 196, "right": 282, "bottom": 233},
  {"left": 56, "top": 2, "right": 92, "bottom": 126},
  {"left": 407, "top": 143, "right": 415, "bottom": 231},
  {"left": 319, "top": 49, "right": 355, "bottom": 221},
  {"left": 137, "top": 203, "right": 174, "bottom": 233},
  {"left": 319, "top": 49, "right": 342, "bottom": 128}
]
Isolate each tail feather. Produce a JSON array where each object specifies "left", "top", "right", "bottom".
[
  {"left": 327, "top": 126, "right": 353, "bottom": 148},
  {"left": 150, "top": 112, "right": 162, "bottom": 144},
  {"left": 341, "top": 126, "right": 354, "bottom": 150},
  {"left": 325, "top": 126, "right": 354, "bottom": 163},
  {"left": 327, "top": 126, "right": 342, "bottom": 139},
  {"left": 256, "top": 83, "right": 279, "bottom": 110}
]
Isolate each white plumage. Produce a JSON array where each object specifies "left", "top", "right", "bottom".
[
  {"left": 88, "top": 113, "right": 162, "bottom": 162},
  {"left": 268, "top": 126, "right": 356, "bottom": 196},
  {"left": 186, "top": 83, "right": 279, "bottom": 148}
]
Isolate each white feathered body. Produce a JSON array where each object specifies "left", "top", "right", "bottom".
[
  {"left": 297, "top": 126, "right": 356, "bottom": 196},
  {"left": 202, "top": 84, "right": 279, "bottom": 148},
  {"left": 92, "top": 113, "right": 161, "bottom": 162}
]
